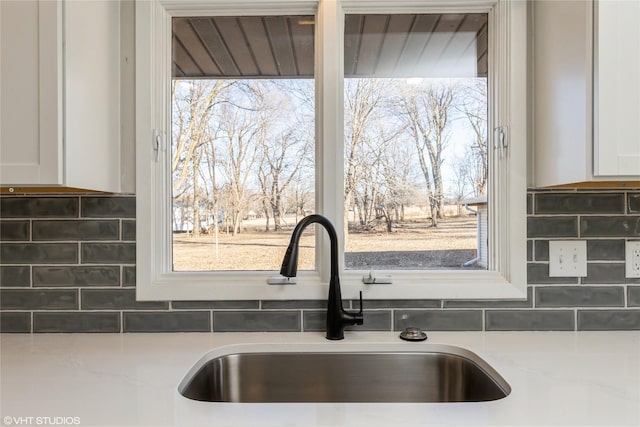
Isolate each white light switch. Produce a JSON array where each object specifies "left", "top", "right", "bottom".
[{"left": 549, "top": 240, "right": 587, "bottom": 277}]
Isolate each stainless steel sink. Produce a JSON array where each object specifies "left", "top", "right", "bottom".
[{"left": 178, "top": 344, "right": 510, "bottom": 403}]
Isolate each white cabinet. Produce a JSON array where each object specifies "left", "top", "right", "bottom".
[
  {"left": 0, "top": 1, "right": 61, "bottom": 186},
  {"left": 532, "top": 0, "right": 640, "bottom": 187},
  {"left": 594, "top": 0, "right": 640, "bottom": 176},
  {"left": 0, "top": 0, "right": 134, "bottom": 193}
]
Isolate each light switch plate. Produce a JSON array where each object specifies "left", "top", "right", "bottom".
[
  {"left": 549, "top": 240, "right": 587, "bottom": 277},
  {"left": 625, "top": 241, "right": 640, "bottom": 278}
]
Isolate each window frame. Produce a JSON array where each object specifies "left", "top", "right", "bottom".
[{"left": 135, "top": 0, "right": 527, "bottom": 301}]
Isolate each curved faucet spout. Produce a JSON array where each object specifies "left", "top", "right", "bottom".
[
  {"left": 280, "top": 214, "right": 363, "bottom": 340},
  {"left": 280, "top": 215, "right": 339, "bottom": 278}
]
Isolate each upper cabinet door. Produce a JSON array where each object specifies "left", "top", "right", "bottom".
[
  {"left": 0, "top": 0, "right": 134, "bottom": 193},
  {"left": 532, "top": 0, "right": 592, "bottom": 187},
  {"left": 532, "top": 0, "right": 640, "bottom": 187},
  {"left": 594, "top": 0, "right": 640, "bottom": 177},
  {"left": 0, "top": 0, "right": 63, "bottom": 185},
  {"left": 63, "top": 0, "right": 122, "bottom": 192}
]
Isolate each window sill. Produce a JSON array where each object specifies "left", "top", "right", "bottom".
[{"left": 136, "top": 270, "right": 527, "bottom": 301}]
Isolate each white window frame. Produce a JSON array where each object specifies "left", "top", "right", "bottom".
[{"left": 136, "top": 0, "right": 527, "bottom": 301}]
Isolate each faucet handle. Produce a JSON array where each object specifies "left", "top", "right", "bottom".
[{"left": 352, "top": 291, "right": 364, "bottom": 326}]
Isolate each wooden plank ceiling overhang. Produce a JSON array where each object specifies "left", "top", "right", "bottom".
[{"left": 172, "top": 13, "right": 488, "bottom": 79}]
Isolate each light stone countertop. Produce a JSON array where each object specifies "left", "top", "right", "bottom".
[{"left": 1, "top": 331, "right": 639, "bottom": 427}]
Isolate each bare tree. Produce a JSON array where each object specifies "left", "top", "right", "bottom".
[
  {"left": 344, "top": 79, "right": 390, "bottom": 232},
  {"left": 357, "top": 118, "right": 418, "bottom": 233},
  {"left": 255, "top": 81, "right": 314, "bottom": 231},
  {"left": 172, "top": 80, "right": 235, "bottom": 237},
  {"left": 258, "top": 129, "right": 312, "bottom": 230},
  {"left": 450, "top": 153, "right": 475, "bottom": 216},
  {"left": 257, "top": 161, "right": 272, "bottom": 231},
  {"left": 457, "top": 79, "right": 488, "bottom": 197},
  {"left": 217, "top": 100, "right": 264, "bottom": 235},
  {"left": 354, "top": 146, "right": 382, "bottom": 227},
  {"left": 380, "top": 139, "right": 419, "bottom": 230},
  {"left": 399, "top": 82, "right": 455, "bottom": 227},
  {"left": 290, "top": 173, "right": 314, "bottom": 222},
  {"left": 202, "top": 127, "right": 221, "bottom": 257},
  {"left": 172, "top": 80, "right": 233, "bottom": 193}
]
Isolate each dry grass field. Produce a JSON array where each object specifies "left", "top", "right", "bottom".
[{"left": 173, "top": 215, "right": 479, "bottom": 271}]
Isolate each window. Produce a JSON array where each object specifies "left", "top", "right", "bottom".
[
  {"left": 171, "top": 15, "right": 316, "bottom": 272},
  {"left": 342, "top": 13, "right": 490, "bottom": 272},
  {"left": 136, "top": 0, "right": 527, "bottom": 301}
]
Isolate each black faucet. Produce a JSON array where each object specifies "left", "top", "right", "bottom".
[{"left": 280, "top": 214, "right": 363, "bottom": 340}]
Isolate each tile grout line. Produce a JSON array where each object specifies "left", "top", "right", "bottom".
[
  {"left": 624, "top": 284, "right": 628, "bottom": 308},
  {"left": 300, "top": 310, "right": 304, "bottom": 332},
  {"left": 211, "top": 310, "right": 214, "bottom": 332}
]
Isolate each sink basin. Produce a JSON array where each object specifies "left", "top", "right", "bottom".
[{"left": 178, "top": 344, "right": 510, "bottom": 403}]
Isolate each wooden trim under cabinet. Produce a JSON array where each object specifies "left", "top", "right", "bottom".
[
  {"left": 0, "top": 186, "right": 110, "bottom": 195},
  {"left": 544, "top": 181, "right": 640, "bottom": 189}
]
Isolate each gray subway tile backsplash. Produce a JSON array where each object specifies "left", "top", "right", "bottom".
[
  {"left": 535, "top": 193, "right": 625, "bottom": 214},
  {"left": 81, "top": 243, "right": 136, "bottom": 264},
  {"left": 0, "top": 197, "right": 78, "bottom": 218},
  {"left": 34, "top": 312, "right": 120, "bottom": 333},
  {"left": 346, "top": 312, "right": 391, "bottom": 331},
  {"left": 33, "top": 266, "right": 120, "bottom": 287},
  {"left": 581, "top": 216, "right": 640, "bottom": 237},
  {"left": 172, "top": 300, "right": 260, "bottom": 310},
  {"left": 122, "top": 220, "right": 136, "bottom": 241},
  {"left": 32, "top": 220, "right": 119, "bottom": 241},
  {"left": 533, "top": 240, "right": 549, "bottom": 261},
  {"left": 0, "top": 289, "right": 78, "bottom": 310},
  {"left": 302, "top": 311, "right": 326, "bottom": 331},
  {"left": 583, "top": 263, "right": 640, "bottom": 284},
  {"left": 303, "top": 310, "right": 391, "bottom": 332},
  {"left": 124, "top": 311, "right": 210, "bottom": 332},
  {"left": 0, "top": 266, "right": 30, "bottom": 287},
  {"left": 586, "top": 239, "right": 626, "bottom": 261},
  {"left": 81, "top": 196, "right": 136, "bottom": 218},
  {"left": 535, "top": 286, "right": 624, "bottom": 308},
  {"left": 0, "top": 312, "right": 31, "bottom": 332},
  {"left": 357, "top": 299, "right": 442, "bottom": 309},
  {"left": 527, "top": 263, "right": 579, "bottom": 284},
  {"left": 213, "top": 311, "right": 300, "bottom": 332},
  {"left": 0, "top": 220, "right": 29, "bottom": 240},
  {"left": 261, "top": 300, "right": 327, "bottom": 310},
  {"left": 485, "top": 310, "right": 575, "bottom": 331},
  {"left": 123, "top": 266, "right": 136, "bottom": 286},
  {"left": 629, "top": 287, "right": 640, "bottom": 307},
  {"left": 1, "top": 243, "right": 78, "bottom": 264},
  {"left": 2, "top": 190, "right": 640, "bottom": 333},
  {"left": 394, "top": 310, "right": 483, "bottom": 331},
  {"left": 81, "top": 289, "right": 169, "bottom": 310},
  {"left": 628, "top": 193, "right": 640, "bottom": 213},
  {"left": 578, "top": 310, "right": 640, "bottom": 330},
  {"left": 527, "top": 217, "right": 578, "bottom": 238}
]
